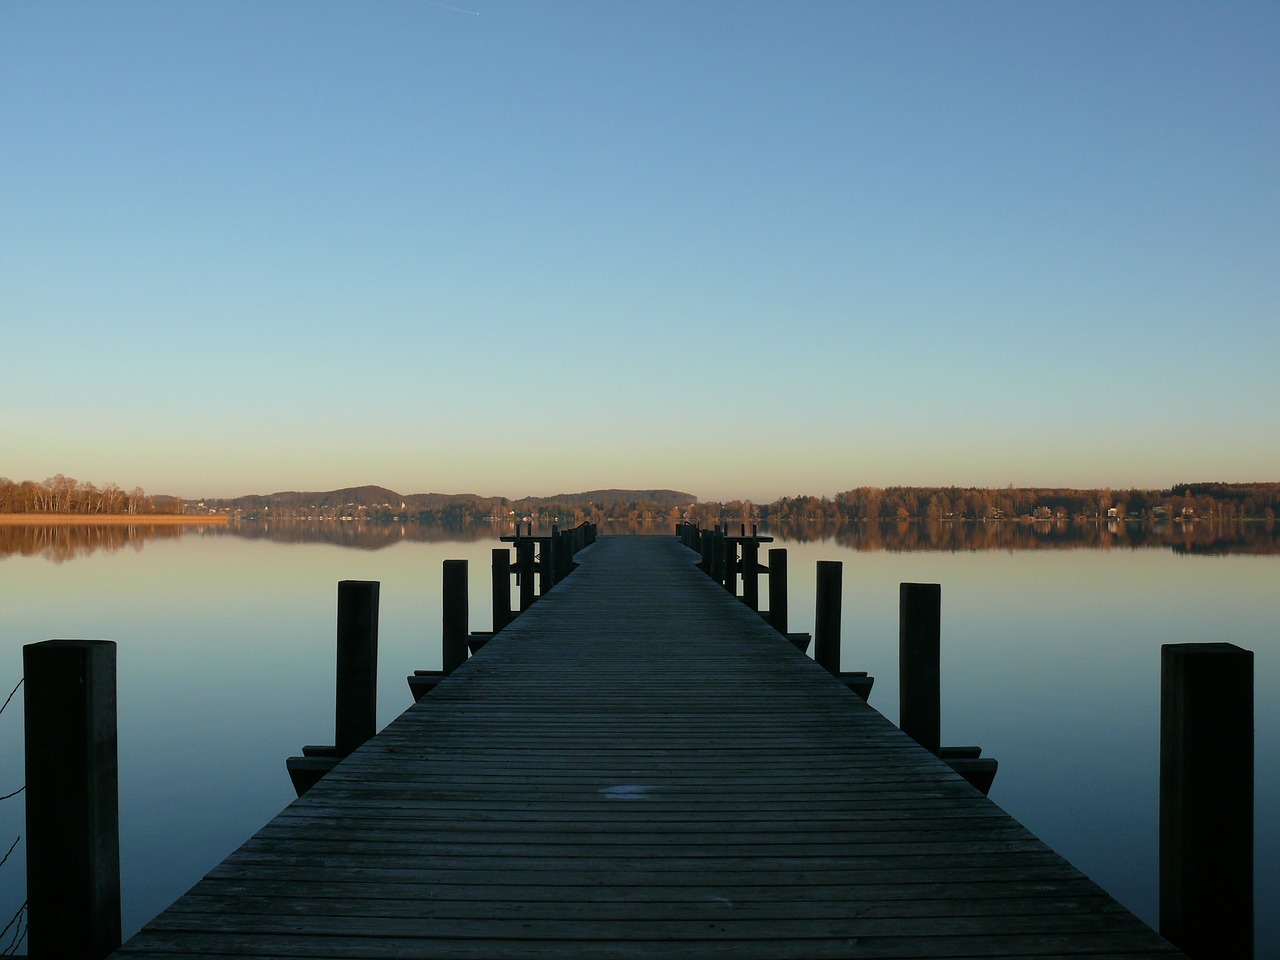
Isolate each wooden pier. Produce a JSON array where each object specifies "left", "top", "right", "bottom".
[{"left": 110, "top": 535, "right": 1184, "bottom": 959}]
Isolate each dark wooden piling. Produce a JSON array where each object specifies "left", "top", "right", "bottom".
[
  {"left": 442, "top": 560, "right": 469, "bottom": 674},
  {"left": 740, "top": 538, "right": 759, "bottom": 611},
  {"left": 537, "top": 539, "right": 553, "bottom": 595},
  {"left": 813, "top": 560, "right": 842, "bottom": 674},
  {"left": 899, "top": 582, "right": 942, "bottom": 756},
  {"left": 767, "top": 547, "right": 788, "bottom": 633},
  {"left": 1160, "top": 642, "right": 1253, "bottom": 960},
  {"left": 722, "top": 536, "right": 737, "bottom": 595},
  {"left": 24, "top": 639, "right": 121, "bottom": 960},
  {"left": 334, "top": 580, "right": 379, "bottom": 757},
  {"left": 516, "top": 539, "right": 536, "bottom": 611},
  {"left": 700, "top": 530, "right": 714, "bottom": 574},
  {"left": 550, "top": 524, "right": 561, "bottom": 583},
  {"left": 290, "top": 582, "right": 381, "bottom": 794},
  {"left": 491, "top": 548, "right": 512, "bottom": 633}
]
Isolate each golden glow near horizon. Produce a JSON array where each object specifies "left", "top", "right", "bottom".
[{"left": 4, "top": 4, "right": 1276, "bottom": 498}]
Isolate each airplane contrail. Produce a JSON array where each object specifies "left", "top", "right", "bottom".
[{"left": 413, "top": 0, "right": 480, "bottom": 14}]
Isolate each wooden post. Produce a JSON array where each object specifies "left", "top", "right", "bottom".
[
  {"left": 768, "top": 548, "right": 788, "bottom": 633},
  {"left": 24, "top": 639, "right": 121, "bottom": 960},
  {"left": 899, "top": 583, "right": 941, "bottom": 756},
  {"left": 549, "top": 524, "right": 563, "bottom": 584},
  {"left": 700, "top": 530, "right": 714, "bottom": 574},
  {"left": 741, "top": 539, "right": 759, "bottom": 611},
  {"left": 442, "top": 560, "right": 469, "bottom": 674},
  {"left": 335, "top": 580, "right": 379, "bottom": 757},
  {"left": 813, "top": 561, "right": 842, "bottom": 674},
  {"left": 517, "top": 539, "right": 536, "bottom": 611},
  {"left": 722, "top": 537, "right": 737, "bottom": 595},
  {"left": 537, "top": 539, "right": 553, "bottom": 595},
  {"left": 710, "top": 531, "right": 725, "bottom": 583},
  {"left": 1160, "top": 643, "right": 1253, "bottom": 960},
  {"left": 492, "top": 548, "right": 512, "bottom": 632}
]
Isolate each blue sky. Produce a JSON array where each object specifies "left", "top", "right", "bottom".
[{"left": 3, "top": 1, "right": 1276, "bottom": 501}]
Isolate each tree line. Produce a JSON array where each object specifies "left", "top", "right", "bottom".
[
  {"left": 6, "top": 476, "right": 1278, "bottom": 524},
  {"left": 0, "top": 475, "right": 174, "bottom": 515},
  {"left": 687, "top": 483, "right": 1280, "bottom": 525}
]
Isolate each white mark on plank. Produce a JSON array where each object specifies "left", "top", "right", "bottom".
[{"left": 598, "top": 784, "right": 653, "bottom": 799}]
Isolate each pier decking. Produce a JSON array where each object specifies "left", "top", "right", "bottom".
[{"left": 113, "top": 535, "right": 1183, "bottom": 959}]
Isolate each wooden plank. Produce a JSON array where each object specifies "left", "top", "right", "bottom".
[{"left": 110, "top": 535, "right": 1183, "bottom": 960}]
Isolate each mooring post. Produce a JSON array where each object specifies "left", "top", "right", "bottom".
[
  {"left": 700, "top": 529, "right": 714, "bottom": 574},
  {"left": 768, "top": 548, "right": 788, "bottom": 633},
  {"left": 813, "top": 561, "right": 842, "bottom": 674},
  {"left": 899, "top": 583, "right": 942, "bottom": 756},
  {"left": 24, "top": 639, "right": 121, "bottom": 960},
  {"left": 549, "top": 524, "right": 563, "bottom": 584},
  {"left": 722, "top": 537, "right": 737, "bottom": 595},
  {"left": 1160, "top": 642, "right": 1253, "bottom": 960},
  {"left": 492, "top": 547, "right": 513, "bottom": 632},
  {"left": 537, "top": 538, "right": 553, "bottom": 595},
  {"left": 741, "top": 538, "right": 760, "bottom": 611},
  {"left": 335, "top": 580, "right": 379, "bottom": 757},
  {"left": 442, "top": 560, "right": 469, "bottom": 674},
  {"left": 517, "top": 539, "right": 536, "bottom": 611}
]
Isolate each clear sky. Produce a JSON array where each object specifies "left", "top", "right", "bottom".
[{"left": 3, "top": 1, "right": 1276, "bottom": 502}]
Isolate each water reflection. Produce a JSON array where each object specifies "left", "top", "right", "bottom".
[
  {"left": 0, "top": 523, "right": 193, "bottom": 564},
  {"left": 3, "top": 517, "right": 1278, "bottom": 560},
  {"left": 730, "top": 518, "right": 1280, "bottom": 554},
  {"left": 0, "top": 523, "right": 1275, "bottom": 952}
]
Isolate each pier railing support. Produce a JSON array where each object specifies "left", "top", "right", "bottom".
[
  {"left": 899, "top": 582, "right": 941, "bottom": 756},
  {"left": 442, "top": 559, "right": 469, "bottom": 674},
  {"left": 335, "top": 580, "right": 379, "bottom": 757},
  {"left": 897, "top": 583, "right": 996, "bottom": 795},
  {"left": 813, "top": 561, "right": 842, "bottom": 674},
  {"left": 492, "top": 547, "right": 513, "bottom": 633},
  {"left": 289, "top": 581, "right": 381, "bottom": 796},
  {"left": 740, "top": 538, "right": 760, "bottom": 611},
  {"left": 537, "top": 539, "right": 553, "bottom": 596},
  {"left": 722, "top": 537, "right": 738, "bottom": 594},
  {"left": 24, "top": 639, "right": 121, "bottom": 960},
  {"left": 517, "top": 540, "right": 536, "bottom": 611},
  {"left": 767, "top": 548, "right": 788, "bottom": 634},
  {"left": 1160, "top": 642, "right": 1253, "bottom": 960}
]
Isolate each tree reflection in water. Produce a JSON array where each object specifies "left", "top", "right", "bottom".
[{"left": 1, "top": 517, "right": 1277, "bottom": 562}]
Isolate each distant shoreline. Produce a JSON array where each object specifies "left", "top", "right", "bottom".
[{"left": 0, "top": 514, "right": 229, "bottom": 526}]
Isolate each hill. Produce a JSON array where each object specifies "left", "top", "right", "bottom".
[
  {"left": 508, "top": 489, "right": 695, "bottom": 509},
  {"left": 198, "top": 487, "right": 698, "bottom": 520}
]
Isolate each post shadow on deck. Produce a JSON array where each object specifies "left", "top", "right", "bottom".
[
  {"left": 24, "top": 639, "right": 121, "bottom": 960},
  {"left": 286, "top": 580, "right": 379, "bottom": 796},
  {"left": 1160, "top": 642, "right": 1253, "bottom": 960}
]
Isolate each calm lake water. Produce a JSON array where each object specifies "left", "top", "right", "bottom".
[{"left": 0, "top": 520, "right": 1275, "bottom": 952}]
